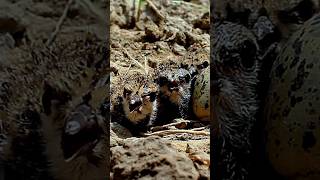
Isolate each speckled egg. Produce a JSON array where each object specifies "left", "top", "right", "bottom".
[
  {"left": 192, "top": 67, "right": 209, "bottom": 121},
  {"left": 265, "top": 13, "right": 320, "bottom": 179}
]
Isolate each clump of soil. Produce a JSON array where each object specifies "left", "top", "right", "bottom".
[{"left": 110, "top": 136, "right": 201, "bottom": 180}]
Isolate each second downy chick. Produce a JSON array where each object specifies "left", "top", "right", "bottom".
[{"left": 156, "top": 67, "right": 194, "bottom": 122}]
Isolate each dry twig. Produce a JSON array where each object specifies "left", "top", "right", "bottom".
[
  {"left": 144, "top": 56, "right": 148, "bottom": 76},
  {"left": 144, "top": 129, "right": 209, "bottom": 137},
  {"left": 146, "top": 0, "right": 165, "bottom": 20},
  {"left": 190, "top": 127, "right": 207, "bottom": 131},
  {"left": 46, "top": 0, "right": 74, "bottom": 46},
  {"left": 150, "top": 120, "right": 190, "bottom": 131},
  {"left": 123, "top": 63, "right": 132, "bottom": 77},
  {"left": 122, "top": 47, "right": 146, "bottom": 73}
]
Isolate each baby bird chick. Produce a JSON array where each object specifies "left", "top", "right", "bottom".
[
  {"left": 157, "top": 68, "right": 193, "bottom": 121},
  {"left": 111, "top": 70, "right": 159, "bottom": 136},
  {"left": 120, "top": 81, "right": 159, "bottom": 134}
]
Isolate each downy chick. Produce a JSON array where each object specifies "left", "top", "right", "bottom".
[
  {"left": 157, "top": 67, "right": 193, "bottom": 122},
  {"left": 111, "top": 71, "right": 159, "bottom": 136}
]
